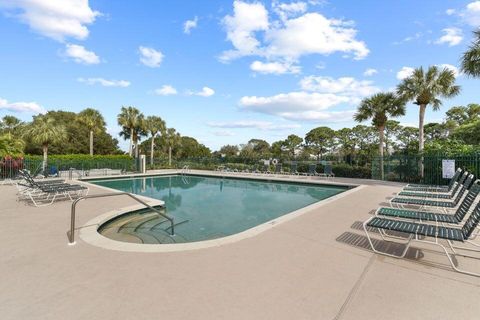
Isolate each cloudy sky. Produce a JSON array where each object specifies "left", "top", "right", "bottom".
[{"left": 0, "top": 0, "right": 479, "bottom": 150}]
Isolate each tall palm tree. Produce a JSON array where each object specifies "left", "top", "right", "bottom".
[
  {"left": 23, "top": 115, "right": 67, "bottom": 172},
  {"left": 397, "top": 66, "right": 460, "bottom": 177},
  {"left": 461, "top": 30, "right": 480, "bottom": 77},
  {"left": 354, "top": 92, "right": 406, "bottom": 180},
  {"left": 77, "top": 108, "right": 106, "bottom": 156},
  {"left": 164, "top": 128, "right": 181, "bottom": 166},
  {"left": 117, "top": 106, "right": 143, "bottom": 157},
  {"left": 144, "top": 116, "right": 166, "bottom": 165}
]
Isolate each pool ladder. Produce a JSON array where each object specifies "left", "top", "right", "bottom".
[
  {"left": 180, "top": 165, "right": 190, "bottom": 175},
  {"left": 68, "top": 192, "right": 175, "bottom": 245}
]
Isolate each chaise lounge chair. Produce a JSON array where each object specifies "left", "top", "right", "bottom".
[
  {"left": 363, "top": 200, "right": 480, "bottom": 277},
  {"left": 396, "top": 171, "right": 469, "bottom": 199},
  {"left": 377, "top": 180, "right": 480, "bottom": 225},
  {"left": 390, "top": 173, "right": 474, "bottom": 211},
  {"left": 403, "top": 168, "right": 463, "bottom": 192}
]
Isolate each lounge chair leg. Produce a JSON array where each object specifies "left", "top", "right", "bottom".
[
  {"left": 363, "top": 218, "right": 412, "bottom": 259},
  {"left": 433, "top": 242, "right": 480, "bottom": 277}
]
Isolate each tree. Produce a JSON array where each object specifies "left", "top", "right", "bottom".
[
  {"left": 23, "top": 115, "right": 67, "bottom": 172},
  {"left": 397, "top": 66, "right": 460, "bottom": 177},
  {"left": 354, "top": 92, "right": 406, "bottom": 179},
  {"left": 283, "top": 134, "right": 303, "bottom": 158},
  {"left": 397, "top": 127, "right": 419, "bottom": 153},
  {"left": 178, "top": 136, "right": 211, "bottom": 158},
  {"left": 384, "top": 120, "right": 402, "bottom": 154},
  {"left": 144, "top": 116, "right": 166, "bottom": 165},
  {"left": 218, "top": 144, "right": 239, "bottom": 157},
  {"left": 452, "top": 120, "right": 480, "bottom": 145},
  {"left": 163, "top": 128, "right": 181, "bottom": 166},
  {"left": 0, "top": 134, "right": 24, "bottom": 157},
  {"left": 0, "top": 116, "right": 23, "bottom": 136},
  {"left": 446, "top": 104, "right": 480, "bottom": 125},
  {"left": 117, "top": 106, "right": 144, "bottom": 157},
  {"left": 77, "top": 108, "right": 106, "bottom": 156},
  {"left": 461, "top": 30, "right": 480, "bottom": 77},
  {"left": 305, "top": 127, "right": 335, "bottom": 160}
]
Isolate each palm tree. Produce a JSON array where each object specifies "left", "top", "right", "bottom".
[
  {"left": 117, "top": 106, "right": 143, "bottom": 157},
  {"left": 23, "top": 115, "right": 67, "bottom": 172},
  {"left": 144, "top": 116, "right": 166, "bottom": 165},
  {"left": 397, "top": 66, "right": 460, "bottom": 177},
  {"left": 77, "top": 108, "right": 106, "bottom": 156},
  {"left": 164, "top": 128, "right": 181, "bottom": 166},
  {"left": 0, "top": 134, "right": 25, "bottom": 157},
  {"left": 354, "top": 92, "right": 406, "bottom": 180},
  {"left": 461, "top": 30, "right": 480, "bottom": 77}
]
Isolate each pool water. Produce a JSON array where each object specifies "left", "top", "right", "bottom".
[{"left": 92, "top": 175, "right": 348, "bottom": 244}]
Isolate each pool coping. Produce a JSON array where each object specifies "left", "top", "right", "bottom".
[{"left": 79, "top": 171, "right": 364, "bottom": 252}]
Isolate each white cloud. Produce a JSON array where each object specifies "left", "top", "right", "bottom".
[
  {"left": 207, "top": 120, "right": 300, "bottom": 130},
  {"left": 154, "top": 85, "right": 178, "bottom": 96},
  {"left": 299, "top": 76, "right": 380, "bottom": 97},
  {"left": 435, "top": 28, "right": 463, "bottom": 46},
  {"left": 211, "top": 130, "right": 235, "bottom": 136},
  {"left": 250, "top": 60, "right": 301, "bottom": 74},
  {"left": 272, "top": 1, "right": 307, "bottom": 21},
  {"left": 446, "top": 9, "right": 456, "bottom": 15},
  {"left": 64, "top": 44, "right": 100, "bottom": 64},
  {"left": 450, "top": 1, "right": 480, "bottom": 26},
  {"left": 183, "top": 16, "right": 198, "bottom": 34},
  {"left": 437, "top": 64, "right": 460, "bottom": 77},
  {"left": 396, "top": 66, "right": 415, "bottom": 80},
  {"left": 464, "top": 1, "right": 480, "bottom": 26},
  {"left": 220, "top": 0, "right": 269, "bottom": 61},
  {"left": 0, "top": 97, "right": 46, "bottom": 114},
  {"left": 187, "top": 87, "right": 215, "bottom": 97},
  {"left": 138, "top": 46, "right": 164, "bottom": 67},
  {"left": 220, "top": 1, "right": 368, "bottom": 63},
  {"left": 77, "top": 77, "right": 130, "bottom": 87},
  {"left": 363, "top": 68, "right": 378, "bottom": 76},
  {"left": 239, "top": 92, "right": 354, "bottom": 122},
  {"left": 0, "top": 0, "right": 100, "bottom": 42}
]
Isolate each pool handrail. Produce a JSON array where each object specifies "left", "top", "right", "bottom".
[{"left": 68, "top": 192, "right": 174, "bottom": 245}]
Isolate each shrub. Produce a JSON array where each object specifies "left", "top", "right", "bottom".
[
  {"left": 24, "top": 154, "right": 135, "bottom": 171},
  {"left": 331, "top": 163, "right": 371, "bottom": 179}
]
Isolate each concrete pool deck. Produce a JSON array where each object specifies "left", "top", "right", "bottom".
[{"left": 1, "top": 170, "right": 479, "bottom": 319}]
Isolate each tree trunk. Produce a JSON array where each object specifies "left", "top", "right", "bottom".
[
  {"left": 42, "top": 144, "right": 48, "bottom": 174},
  {"left": 379, "top": 126, "right": 385, "bottom": 180},
  {"left": 419, "top": 104, "right": 426, "bottom": 178},
  {"left": 89, "top": 130, "right": 94, "bottom": 156},
  {"left": 169, "top": 146, "right": 172, "bottom": 167},
  {"left": 150, "top": 135, "right": 155, "bottom": 165},
  {"left": 129, "top": 128, "right": 134, "bottom": 157},
  {"left": 135, "top": 140, "right": 139, "bottom": 158}
]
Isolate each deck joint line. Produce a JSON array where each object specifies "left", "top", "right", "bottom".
[{"left": 332, "top": 254, "right": 376, "bottom": 320}]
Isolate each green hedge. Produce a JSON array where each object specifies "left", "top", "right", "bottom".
[
  {"left": 24, "top": 154, "right": 135, "bottom": 171},
  {"left": 331, "top": 163, "right": 371, "bottom": 179}
]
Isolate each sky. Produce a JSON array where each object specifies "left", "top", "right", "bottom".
[{"left": 0, "top": 0, "right": 479, "bottom": 151}]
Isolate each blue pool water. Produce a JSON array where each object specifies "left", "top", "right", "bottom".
[{"left": 92, "top": 175, "right": 349, "bottom": 244}]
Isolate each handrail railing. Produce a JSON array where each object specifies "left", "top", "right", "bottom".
[{"left": 68, "top": 192, "right": 174, "bottom": 245}]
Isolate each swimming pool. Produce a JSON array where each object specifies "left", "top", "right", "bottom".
[{"left": 91, "top": 175, "right": 349, "bottom": 244}]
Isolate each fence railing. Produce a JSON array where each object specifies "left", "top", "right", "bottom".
[
  {"left": 0, "top": 157, "right": 137, "bottom": 180},
  {"left": 149, "top": 157, "right": 372, "bottom": 179},
  {"left": 372, "top": 154, "right": 480, "bottom": 184}
]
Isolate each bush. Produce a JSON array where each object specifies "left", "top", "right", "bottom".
[
  {"left": 332, "top": 163, "right": 371, "bottom": 179},
  {"left": 24, "top": 154, "right": 135, "bottom": 171}
]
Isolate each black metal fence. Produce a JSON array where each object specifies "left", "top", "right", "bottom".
[{"left": 372, "top": 154, "right": 480, "bottom": 185}]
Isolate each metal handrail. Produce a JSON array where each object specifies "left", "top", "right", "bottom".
[{"left": 68, "top": 192, "right": 174, "bottom": 245}]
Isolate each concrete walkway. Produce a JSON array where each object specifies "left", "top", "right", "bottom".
[{"left": 1, "top": 171, "right": 479, "bottom": 320}]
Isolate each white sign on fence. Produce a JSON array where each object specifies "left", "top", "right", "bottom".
[{"left": 442, "top": 160, "right": 455, "bottom": 179}]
